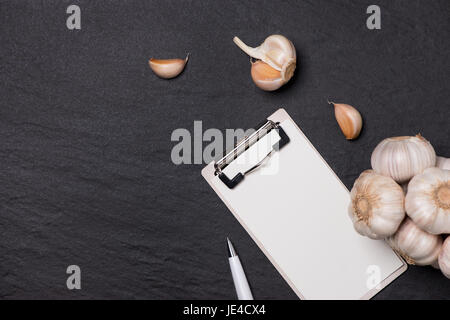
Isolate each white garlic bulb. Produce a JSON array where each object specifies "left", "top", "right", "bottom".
[
  {"left": 436, "top": 156, "right": 450, "bottom": 170},
  {"left": 233, "top": 34, "right": 296, "bottom": 89},
  {"left": 405, "top": 167, "right": 450, "bottom": 234},
  {"left": 348, "top": 170, "right": 405, "bottom": 239},
  {"left": 438, "top": 236, "right": 450, "bottom": 279},
  {"left": 387, "top": 218, "right": 443, "bottom": 266},
  {"left": 371, "top": 135, "right": 436, "bottom": 183}
]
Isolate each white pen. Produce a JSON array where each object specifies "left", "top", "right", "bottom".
[{"left": 227, "top": 237, "right": 254, "bottom": 300}]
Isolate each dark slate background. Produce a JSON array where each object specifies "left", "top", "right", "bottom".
[{"left": 0, "top": 0, "right": 449, "bottom": 299}]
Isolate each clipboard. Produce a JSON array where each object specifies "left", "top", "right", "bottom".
[{"left": 202, "top": 108, "right": 407, "bottom": 300}]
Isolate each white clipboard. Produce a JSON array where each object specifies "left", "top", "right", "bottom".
[{"left": 202, "top": 108, "right": 407, "bottom": 300}]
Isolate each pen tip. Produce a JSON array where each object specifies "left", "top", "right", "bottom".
[{"left": 227, "top": 237, "right": 237, "bottom": 257}]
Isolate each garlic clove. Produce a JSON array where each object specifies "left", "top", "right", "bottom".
[
  {"left": 405, "top": 167, "right": 450, "bottom": 234},
  {"left": 436, "top": 156, "right": 450, "bottom": 170},
  {"left": 329, "top": 101, "right": 363, "bottom": 140},
  {"left": 233, "top": 35, "right": 296, "bottom": 85},
  {"left": 371, "top": 134, "right": 436, "bottom": 183},
  {"left": 348, "top": 170, "right": 405, "bottom": 239},
  {"left": 387, "top": 218, "right": 443, "bottom": 266},
  {"left": 149, "top": 55, "right": 189, "bottom": 79},
  {"left": 438, "top": 236, "right": 450, "bottom": 279},
  {"left": 250, "top": 60, "right": 284, "bottom": 91}
]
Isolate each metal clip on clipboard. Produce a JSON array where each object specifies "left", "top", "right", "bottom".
[{"left": 214, "top": 120, "right": 290, "bottom": 189}]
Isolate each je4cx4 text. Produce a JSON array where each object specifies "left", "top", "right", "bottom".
[{"left": 225, "top": 304, "right": 265, "bottom": 317}]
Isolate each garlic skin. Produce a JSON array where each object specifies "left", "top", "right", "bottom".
[
  {"left": 348, "top": 170, "right": 405, "bottom": 239},
  {"left": 250, "top": 60, "right": 284, "bottom": 91},
  {"left": 387, "top": 218, "right": 443, "bottom": 266},
  {"left": 405, "top": 167, "right": 450, "bottom": 234},
  {"left": 149, "top": 55, "right": 189, "bottom": 79},
  {"left": 329, "top": 102, "right": 362, "bottom": 140},
  {"left": 371, "top": 135, "right": 436, "bottom": 183},
  {"left": 233, "top": 35, "right": 296, "bottom": 86},
  {"left": 436, "top": 156, "right": 450, "bottom": 170},
  {"left": 438, "top": 236, "right": 450, "bottom": 278}
]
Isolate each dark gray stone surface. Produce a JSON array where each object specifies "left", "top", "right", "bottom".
[{"left": 0, "top": 0, "right": 449, "bottom": 299}]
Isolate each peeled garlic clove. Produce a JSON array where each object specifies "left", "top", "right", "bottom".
[
  {"left": 405, "top": 167, "right": 450, "bottom": 234},
  {"left": 149, "top": 55, "right": 189, "bottom": 79},
  {"left": 348, "top": 170, "right": 405, "bottom": 239},
  {"left": 436, "top": 156, "right": 450, "bottom": 170},
  {"left": 387, "top": 218, "right": 443, "bottom": 266},
  {"left": 250, "top": 60, "right": 284, "bottom": 91},
  {"left": 371, "top": 134, "right": 436, "bottom": 183},
  {"left": 233, "top": 35, "right": 296, "bottom": 85},
  {"left": 329, "top": 101, "right": 362, "bottom": 140},
  {"left": 439, "top": 236, "right": 450, "bottom": 279}
]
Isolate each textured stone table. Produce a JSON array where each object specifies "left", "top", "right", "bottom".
[{"left": 0, "top": 0, "right": 449, "bottom": 299}]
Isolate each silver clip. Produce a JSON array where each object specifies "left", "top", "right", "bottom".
[
  {"left": 243, "top": 150, "right": 274, "bottom": 175},
  {"left": 215, "top": 120, "right": 277, "bottom": 174}
]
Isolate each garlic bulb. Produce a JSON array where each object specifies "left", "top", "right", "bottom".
[
  {"left": 250, "top": 60, "right": 284, "bottom": 91},
  {"left": 348, "top": 170, "right": 405, "bottom": 239},
  {"left": 387, "top": 218, "right": 443, "bottom": 266},
  {"left": 371, "top": 134, "right": 436, "bottom": 183},
  {"left": 233, "top": 35, "right": 296, "bottom": 90},
  {"left": 405, "top": 167, "right": 450, "bottom": 234},
  {"left": 436, "top": 156, "right": 450, "bottom": 170},
  {"left": 438, "top": 236, "right": 450, "bottom": 278},
  {"left": 328, "top": 101, "right": 362, "bottom": 140},
  {"left": 149, "top": 55, "right": 189, "bottom": 79}
]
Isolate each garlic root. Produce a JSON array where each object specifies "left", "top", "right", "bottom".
[
  {"left": 329, "top": 101, "right": 362, "bottom": 140},
  {"left": 348, "top": 170, "right": 405, "bottom": 239},
  {"left": 149, "top": 54, "right": 189, "bottom": 79}
]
